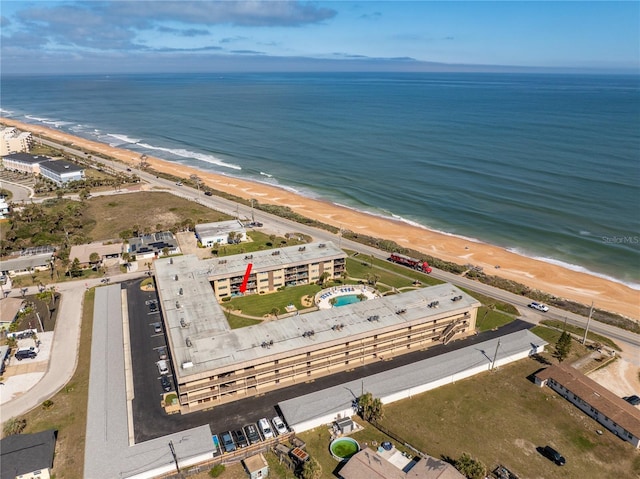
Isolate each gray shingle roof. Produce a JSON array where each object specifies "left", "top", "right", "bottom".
[{"left": 0, "top": 429, "right": 57, "bottom": 478}]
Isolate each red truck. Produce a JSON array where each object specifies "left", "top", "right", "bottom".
[{"left": 388, "top": 253, "right": 432, "bottom": 273}]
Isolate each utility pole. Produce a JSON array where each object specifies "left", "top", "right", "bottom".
[
  {"left": 582, "top": 302, "right": 594, "bottom": 345},
  {"left": 490, "top": 338, "right": 501, "bottom": 370},
  {"left": 251, "top": 199, "right": 255, "bottom": 225},
  {"left": 168, "top": 440, "right": 180, "bottom": 474}
]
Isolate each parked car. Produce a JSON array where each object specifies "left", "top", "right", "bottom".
[
  {"left": 15, "top": 347, "right": 39, "bottom": 361},
  {"left": 272, "top": 416, "right": 287, "bottom": 435},
  {"left": 157, "top": 347, "right": 168, "bottom": 360},
  {"left": 528, "top": 302, "right": 549, "bottom": 312},
  {"left": 154, "top": 323, "right": 162, "bottom": 334},
  {"left": 149, "top": 302, "right": 158, "bottom": 312},
  {"left": 220, "top": 431, "right": 236, "bottom": 453},
  {"left": 623, "top": 395, "right": 640, "bottom": 406},
  {"left": 160, "top": 375, "right": 172, "bottom": 392},
  {"left": 258, "top": 417, "right": 274, "bottom": 439},
  {"left": 244, "top": 424, "right": 261, "bottom": 445},
  {"left": 156, "top": 360, "right": 169, "bottom": 375},
  {"left": 542, "top": 445, "right": 566, "bottom": 466},
  {"left": 232, "top": 429, "right": 248, "bottom": 448}
]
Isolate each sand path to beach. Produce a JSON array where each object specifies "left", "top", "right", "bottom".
[{"left": 2, "top": 117, "right": 638, "bottom": 319}]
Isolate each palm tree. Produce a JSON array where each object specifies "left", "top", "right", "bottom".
[{"left": 270, "top": 307, "right": 280, "bottom": 319}]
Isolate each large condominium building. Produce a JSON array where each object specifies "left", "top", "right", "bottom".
[
  {"left": 0, "top": 128, "right": 33, "bottom": 156},
  {"left": 153, "top": 243, "right": 480, "bottom": 414},
  {"left": 39, "top": 159, "right": 84, "bottom": 185}
]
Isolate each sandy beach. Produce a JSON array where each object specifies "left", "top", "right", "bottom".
[{"left": 2, "top": 117, "right": 638, "bottom": 319}]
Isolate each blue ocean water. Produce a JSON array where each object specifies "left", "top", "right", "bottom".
[{"left": 1, "top": 72, "right": 639, "bottom": 287}]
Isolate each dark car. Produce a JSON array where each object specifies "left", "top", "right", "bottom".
[
  {"left": 623, "top": 395, "right": 640, "bottom": 406},
  {"left": 220, "top": 431, "right": 236, "bottom": 453},
  {"left": 204, "top": 191, "right": 213, "bottom": 196},
  {"left": 149, "top": 302, "right": 158, "bottom": 312},
  {"left": 232, "top": 429, "right": 248, "bottom": 448},
  {"left": 244, "top": 424, "right": 261, "bottom": 445},
  {"left": 15, "top": 347, "right": 38, "bottom": 360},
  {"left": 542, "top": 446, "right": 566, "bottom": 466},
  {"left": 160, "top": 375, "right": 172, "bottom": 392}
]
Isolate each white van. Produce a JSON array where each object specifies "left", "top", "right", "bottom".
[
  {"left": 257, "top": 418, "right": 273, "bottom": 439},
  {"left": 157, "top": 360, "right": 169, "bottom": 375}
]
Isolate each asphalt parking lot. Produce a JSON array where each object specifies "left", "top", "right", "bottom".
[{"left": 126, "top": 278, "right": 531, "bottom": 443}]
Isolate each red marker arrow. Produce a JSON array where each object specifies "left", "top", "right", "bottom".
[{"left": 239, "top": 263, "right": 253, "bottom": 293}]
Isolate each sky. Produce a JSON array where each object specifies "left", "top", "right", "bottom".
[{"left": 1, "top": 1, "right": 638, "bottom": 74}]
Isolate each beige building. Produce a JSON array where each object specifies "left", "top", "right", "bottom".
[
  {"left": 0, "top": 127, "right": 33, "bottom": 156},
  {"left": 1, "top": 152, "right": 48, "bottom": 174},
  {"left": 154, "top": 243, "right": 479, "bottom": 414}
]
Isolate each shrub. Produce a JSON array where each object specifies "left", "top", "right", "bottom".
[
  {"left": 42, "top": 399, "right": 54, "bottom": 409},
  {"left": 209, "top": 464, "right": 225, "bottom": 477},
  {"left": 3, "top": 418, "right": 27, "bottom": 436}
]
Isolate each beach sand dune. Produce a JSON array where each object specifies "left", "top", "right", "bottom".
[{"left": 2, "top": 117, "right": 638, "bottom": 319}]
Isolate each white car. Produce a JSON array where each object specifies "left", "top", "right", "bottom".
[
  {"left": 257, "top": 418, "right": 273, "bottom": 439},
  {"left": 528, "top": 302, "right": 549, "bottom": 312},
  {"left": 272, "top": 416, "right": 287, "bottom": 435}
]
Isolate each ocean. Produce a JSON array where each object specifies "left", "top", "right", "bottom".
[{"left": 1, "top": 72, "right": 638, "bottom": 288}]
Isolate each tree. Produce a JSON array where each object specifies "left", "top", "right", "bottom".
[
  {"left": 70, "top": 258, "right": 82, "bottom": 277},
  {"left": 555, "top": 331, "right": 573, "bottom": 362},
  {"left": 79, "top": 188, "right": 91, "bottom": 201},
  {"left": 89, "top": 252, "right": 100, "bottom": 268},
  {"left": 318, "top": 272, "right": 330, "bottom": 286},
  {"left": 270, "top": 307, "right": 280, "bottom": 319},
  {"left": 454, "top": 453, "right": 486, "bottom": 479},
  {"left": 358, "top": 392, "right": 384, "bottom": 422},
  {"left": 300, "top": 457, "right": 322, "bottom": 479}
]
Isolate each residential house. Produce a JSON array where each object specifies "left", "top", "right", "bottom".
[
  {"left": 0, "top": 429, "right": 57, "bottom": 479},
  {"left": 195, "top": 220, "right": 247, "bottom": 247}
]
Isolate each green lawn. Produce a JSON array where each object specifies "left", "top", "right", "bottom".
[
  {"left": 539, "top": 319, "right": 621, "bottom": 351},
  {"left": 212, "top": 230, "right": 311, "bottom": 257},
  {"left": 375, "top": 356, "right": 638, "bottom": 479},
  {"left": 224, "top": 284, "right": 322, "bottom": 317},
  {"left": 475, "top": 307, "right": 516, "bottom": 332}
]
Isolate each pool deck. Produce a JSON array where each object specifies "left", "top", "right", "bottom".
[{"left": 315, "top": 285, "right": 379, "bottom": 309}]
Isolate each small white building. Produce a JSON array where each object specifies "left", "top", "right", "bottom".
[
  {"left": 39, "top": 159, "right": 85, "bottom": 186},
  {"left": 69, "top": 241, "right": 123, "bottom": 268},
  {"left": 0, "top": 197, "right": 10, "bottom": 219},
  {"left": 195, "top": 220, "right": 246, "bottom": 247},
  {"left": 0, "top": 252, "right": 54, "bottom": 277}
]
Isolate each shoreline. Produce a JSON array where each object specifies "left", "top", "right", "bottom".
[{"left": 2, "top": 117, "right": 638, "bottom": 319}]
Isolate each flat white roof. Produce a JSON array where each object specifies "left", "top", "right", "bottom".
[
  {"left": 154, "top": 246, "right": 478, "bottom": 382},
  {"left": 278, "top": 329, "right": 547, "bottom": 428},
  {"left": 195, "top": 220, "right": 245, "bottom": 239}
]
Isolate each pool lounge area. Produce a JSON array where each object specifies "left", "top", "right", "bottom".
[{"left": 315, "top": 285, "right": 380, "bottom": 310}]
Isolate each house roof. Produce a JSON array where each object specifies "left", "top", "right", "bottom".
[
  {"left": 39, "top": 159, "right": 84, "bottom": 174},
  {"left": 2, "top": 152, "right": 50, "bottom": 164},
  {"left": 0, "top": 429, "right": 57, "bottom": 478},
  {"left": 69, "top": 242, "right": 123, "bottom": 264},
  {"left": 195, "top": 220, "right": 245, "bottom": 239},
  {"left": 128, "top": 231, "right": 178, "bottom": 256},
  {"left": 340, "top": 448, "right": 464, "bottom": 479},
  {"left": 0, "top": 297, "right": 24, "bottom": 324},
  {"left": 535, "top": 363, "right": 640, "bottom": 435},
  {"left": 0, "top": 253, "right": 54, "bottom": 273},
  {"left": 243, "top": 453, "right": 268, "bottom": 473}
]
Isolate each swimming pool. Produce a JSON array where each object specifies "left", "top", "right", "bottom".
[{"left": 333, "top": 295, "right": 362, "bottom": 307}]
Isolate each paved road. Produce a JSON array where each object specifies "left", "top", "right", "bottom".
[
  {"left": 0, "top": 271, "right": 147, "bottom": 425},
  {"left": 4, "top": 136, "right": 633, "bottom": 427},
  {"left": 0, "top": 179, "right": 33, "bottom": 202}
]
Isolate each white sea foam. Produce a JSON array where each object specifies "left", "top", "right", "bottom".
[
  {"left": 136, "top": 142, "right": 241, "bottom": 171},
  {"left": 107, "top": 133, "right": 141, "bottom": 144},
  {"left": 0, "top": 108, "right": 14, "bottom": 116},
  {"left": 506, "top": 248, "right": 640, "bottom": 290},
  {"left": 24, "top": 115, "right": 71, "bottom": 128},
  {"left": 259, "top": 171, "right": 273, "bottom": 178}
]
